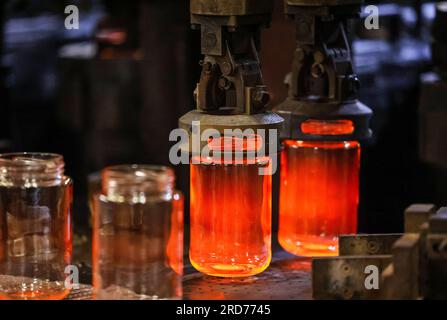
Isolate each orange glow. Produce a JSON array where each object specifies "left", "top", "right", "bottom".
[
  {"left": 96, "top": 29, "right": 128, "bottom": 45},
  {"left": 167, "top": 192, "right": 184, "bottom": 276},
  {"left": 207, "top": 134, "right": 263, "bottom": 152},
  {"left": 301, "top": 120, "right": 354, "bottom": 136},
  {"left": 0, "top": 182, "right": 72, "bottom": 301},
  {"left": 279, "top": 140, "right": 360, "bottom": 257},
  {"left": 190, "top": 137, "right": 272, "bottom": 277},
  {"left": 0, "top": 288, "right": 70, "bottom": 301}
]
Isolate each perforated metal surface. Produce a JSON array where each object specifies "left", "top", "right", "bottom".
[
  {"left": 65, "top": 284, "right": 93, "bottom": 300},
  {"left": 64, "top": 251, "right": 313, "bottom": 300},
  {"left": 183, "top": 252, "right": 312, "bottom": 300}
]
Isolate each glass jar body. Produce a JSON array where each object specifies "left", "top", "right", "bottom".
[
  {"left": 279, "top": 140, "right": 360, "bottom": 256},
  {"left": 92, "top": 165, "right": 183, "bottom": 300},
  {"left": 190, "top": 155, "right": 272, "bottom": 277},
  {"left": 0, "top": 153, "right": 72, "bottom": 300}
]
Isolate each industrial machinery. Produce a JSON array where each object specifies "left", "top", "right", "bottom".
[
  {"left": 313, "top": 204, "right": 447, "bottom": 299},
  {"left": 419, "top": 3, "right": 447, "bottom": 202},
  {"left": 180, "top": 0, "right": 283, "bottom": 140},
  {"left": 3, "top": 0, "right": 447, "bottom": 302},
  {"left": 274, "top": 0, "right": 373, "bottom": 257},
  {"left": 179, "top": 0, "right": 283, "bottom": 277},
  {"left": 312, "top": 2, "right": 447, "bottom": 300},
  {"left": 275, "top": 0, "right": 372, "bottom": 142}
]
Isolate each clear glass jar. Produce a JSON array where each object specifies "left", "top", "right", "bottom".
[
  {"left": 190, "top": 136, "right": 272, "bottom": 277},
  {"left": 0, "top": 153, "right": 73, "bottom": 300},
  {"left": 92, "top": 165, "right": 183, "bottom": 300},
  {"left": 279, "top": 120, "right": 361, "bottom": 257}
]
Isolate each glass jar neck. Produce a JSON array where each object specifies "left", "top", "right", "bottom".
[
  {"left": 102, "top": 165, "right": 174, "bottom": 203},
  {"left": 0, "top": 153, "right": 66, "bottom": 187}
]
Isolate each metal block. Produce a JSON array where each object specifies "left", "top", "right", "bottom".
[
  {"left": 427, "top": 209, "right": 447, "bottom": 258},
  {"left": 405, "top": 204, "right": 436, "bottom": 233},
  {"left": 199, "top": 18, "right": 223, "bottom": 56},
  {"left": 191, "top": 0, "right": 273, "bottom": 16},
  {"left": 427, "top": 234, "right": 447, "bottom": 259},
  {"left": 286, "top": 0, "right": 363, "bottom": 6},
  {"left": 313, "top": 205, "right": 447, "bottom": 300},
  {"left": 429, "top": 208, "right": 447, "bottom": 234},
  {"left": 383, "top": 234, "right": 421, "bottom": 299},
  {"left": 380, "top": 263, "right": 394, "bottom": 297},
  {"left": 312, "top": 255, "right": 392, "bottom": 299},
  {"left": 427, "top": 210, "right": 447, "bottom": 299},
  {"left": 339, "top": 234, "right": 402, "bottom": 256}
]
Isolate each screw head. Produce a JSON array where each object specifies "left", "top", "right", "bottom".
[
  {"left": 252, "top": 86, "right": 270, "bottom": 108},
  {"left": 203, "top": 61, "right": 213, "bottom": 74},
  {"left": 341, "top": 263, "right": 351, "bottom": 275},
  {"left": 367, "top": 241, "right": 379, "bottom": 254},
  {"left": 311, "top": 63, "right": 325, "bottom": 78},
  {"left": 203, "top": 32, "right": 217, "bottom": 48},
  {"left": 221, "top": 62, "right": 233, "bottom": 76},
  {"left": 218, "top": 77, "right": 232, "bottom": 90}
]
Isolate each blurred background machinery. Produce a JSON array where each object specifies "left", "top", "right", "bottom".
[
  {"left": 419, "top": 3, "right": 447, "bottom": 208},
  {"left": 1, "top": 0, "right": 194, "bottom": 227}
]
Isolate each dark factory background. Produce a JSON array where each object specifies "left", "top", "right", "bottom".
[{"left": 1, "top": 0, "right": 446, "bottom": 239}]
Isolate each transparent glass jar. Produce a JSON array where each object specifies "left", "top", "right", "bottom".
[
  {"left": 190, "top": 136, "right": 272, "bottom": 277},
  {"left": 279, "top": 120, "right": 361, "bottom": 257},
  {"left": 0, "top": 153, "right": 73, "bottom": 300},
  {"left": 92, "top": 165, "right": 183, "bottom": 300}
]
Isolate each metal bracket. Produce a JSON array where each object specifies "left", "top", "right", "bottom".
[
  {"left": 313, "top": 204, "right": 447, "bottom": 299},
  {"left": 190, "top": 0, "right": 273, "bottom": 114},
  {"left": 274, "top": 0, "right": 372, "bottom": 141}
]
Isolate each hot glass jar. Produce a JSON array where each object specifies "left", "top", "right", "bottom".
[
  {"left": 189, "top": 136, "right": 272, "bottom": 277},
  {"left": 92, "top": 165, "right": 183, "bottom": 300},
  {"left": 0, "top": 153, "right": 73, "bottom": 300},
  {"left": 279, "top": 120, "right": 361, "bottom": 256}
]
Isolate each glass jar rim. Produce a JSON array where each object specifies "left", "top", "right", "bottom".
[
  {"left": 101, "top": 164, "right": 175, "bottom": 202},
  {"left": 0, "top": 153, "right": 66, "bottom": 187},
  {"left": 103, "top": 164, "right": 173, "bottom": 176},
  {"left": 0, "top": 153, "right": 65, "bottom": 168},
  {"left": 0, "top": 152, "right": 65, "bottom": 175}
]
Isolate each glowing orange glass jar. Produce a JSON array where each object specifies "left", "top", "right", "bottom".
[
  {"left": 190, "top": 136, "right": 272, "bottom": 277},
  {"left": 279, "top": 120, "right": 361, "bottom": 257}
]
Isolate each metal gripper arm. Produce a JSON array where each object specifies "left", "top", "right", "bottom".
[{"left": 191, "top": 0, "right": 274, "bottom": 115}]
